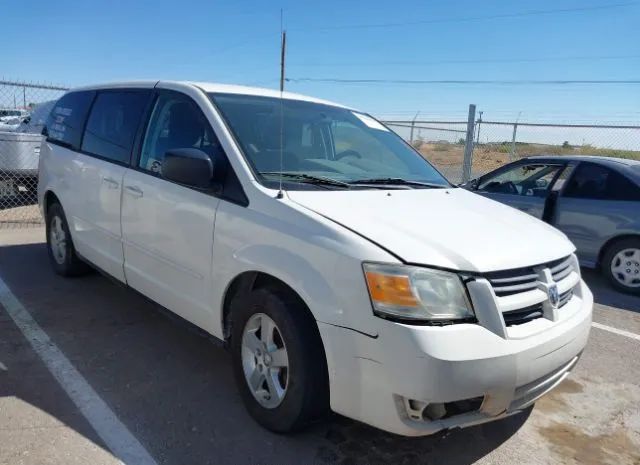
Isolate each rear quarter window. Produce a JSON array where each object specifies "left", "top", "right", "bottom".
[{"left": 45, "top": 91, "right": 95, "bottom": 150}]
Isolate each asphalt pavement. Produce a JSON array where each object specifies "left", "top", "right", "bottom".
[{"left": 0, "top": 228, "right": 638, "bottom": 465}]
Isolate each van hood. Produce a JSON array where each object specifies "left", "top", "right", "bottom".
[{"left": 287, "top": 187, "right": 574, "bottom": 272}]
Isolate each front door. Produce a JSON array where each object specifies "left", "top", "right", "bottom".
[
  {"left": 121, "top": 91, "right": 222, "bottom": 328},
  {"left": 475, "top": 163, "right": 564, "bottom": 219}
]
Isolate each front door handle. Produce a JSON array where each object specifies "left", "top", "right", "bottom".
[
  {"left": 125, "top": 185, "right": 144, "bottom": 198},
  {"left": 102, "top": 176, "right": 120, "bottom": 189}
]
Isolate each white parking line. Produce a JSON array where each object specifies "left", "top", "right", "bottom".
[
  {"left": 0, "top": 276, "right": 158, "bottom": 465},
  {"left": 592, "top": 322, "right": 640, "bottom": 342}
]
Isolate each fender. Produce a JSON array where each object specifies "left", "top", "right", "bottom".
[{"left": 210, "top": 243, "right": 344, "bottom": 338}]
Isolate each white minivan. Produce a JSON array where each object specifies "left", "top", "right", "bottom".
[{"left": 38, "top": 81, "right": 592, "bottom": 436}]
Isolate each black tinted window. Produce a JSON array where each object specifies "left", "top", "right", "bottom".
[
  {"left": 45, "top": 91, "right": 95, "bottom": 150},
  {"left": 564, "top": 163, "right": 640, "bottom": 201},
  {"left": 81, "top": 91, "right": 149, "bottom": 164}
]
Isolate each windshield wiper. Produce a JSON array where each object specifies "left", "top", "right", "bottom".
[
  {"left": 348, "top": 177, "right": 449, "bottom": 188},
  {"left": 261, "top": 172, "right": 351, "bottom": 189}
]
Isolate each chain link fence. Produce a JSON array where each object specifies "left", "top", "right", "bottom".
[
  {"left": 384, "top": 117, "right": 640, "bottom": 184},
  {"left": 0, "top": 80, "right": 68, "bottom": 227},
  {"left": 1, "top": 79, "right": 639, "bottom": 228},
  {"left": 472, "top": 121, "right": 640, "bottom": 178},
  {"left": 383, "top": 120, "right": 469, "bottom": 183}
]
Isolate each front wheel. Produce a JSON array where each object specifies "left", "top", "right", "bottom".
[
  {"left": 602, "top": 238, "right": 640, "bottom": 295},
  {"left": 229, "top": 287, "right": 329, "bottom": 433}
]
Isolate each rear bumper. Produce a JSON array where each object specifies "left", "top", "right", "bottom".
[{"left": 319, "top": 279, "right": 592, "bottom": 436}]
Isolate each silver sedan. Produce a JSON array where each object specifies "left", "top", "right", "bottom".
[{"left": 464, "top": 155, "right": 640, "bottom": 294}]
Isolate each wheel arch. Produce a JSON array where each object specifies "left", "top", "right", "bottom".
[
  {"left": 598, "top": 234, "right": 640, "bottom": 268},
  {"left": 43, "top": 190, "right": 61, "bottom": 217},
  {"left": 222, "top": 271, "right": 317, "bottom": 341},
  {"left": 221, "top": 270, "right": 331, "bottom": 398}
]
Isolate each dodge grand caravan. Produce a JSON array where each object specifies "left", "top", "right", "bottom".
[{"left": 38, "top": 81, "right": 593, "bottom": 436}]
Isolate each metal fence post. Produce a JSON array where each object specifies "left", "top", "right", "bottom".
[
  {"left": 409, "top": 111, "right": 419, "bottom": 146},
  {"left": 462, "top": 104, "right": 476, "bottom": 183},
  {"left": 510, "top": 123, "right": 518, "bottom": 161}
]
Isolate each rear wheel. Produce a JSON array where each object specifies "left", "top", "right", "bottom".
[
  {"left": 46, "top": 203, "right": 90, "bottom": 276},
  {"left": 229, "top": 286, "right": 329, "bottom": 433},
  {"left": 602, "top": 238, "right": 640, "bottom": 295}
]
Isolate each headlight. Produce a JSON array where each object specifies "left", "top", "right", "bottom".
[{"left": 363, "top": 263, "right": 474, "bottom": 322}]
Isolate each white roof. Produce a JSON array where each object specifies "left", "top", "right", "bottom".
[
  {"left": 69, "top": 80, "right": 351, "bottom": 110},
  {"left": 188, "top": 81, "right": 350, "bottom": 109}
]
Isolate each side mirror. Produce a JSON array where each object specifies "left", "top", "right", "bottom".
[{"left": 162, "top": 148, "right": 214, "bottom": 189}]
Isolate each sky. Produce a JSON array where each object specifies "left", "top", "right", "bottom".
[{"left": 4, "top": 0, "right": 640, "bottom": 129}]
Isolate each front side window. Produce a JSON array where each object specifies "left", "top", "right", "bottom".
[
  {"left": 209, "top": 93, "right": 450, "bottom": 189},
  {"left": 139, "top": 93, "right": 223, "bottom": 174},
  {"left": 564, "top": 162, "right": 640, "bottom": 201},
  {"left": 45, "top": 91, "right": 95, "bottom": 150},
  {"left": 81, "top": 91, "right": 149, "bottom": 164},
  {"left": 478, "top": 163, "right": 562, "bottom": 197}
]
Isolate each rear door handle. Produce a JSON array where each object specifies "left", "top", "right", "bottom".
[
  {"left": 102, "top": 176, "right": 120, "bottom": 188},
  {"left": 125, "top": 185, "right": 144, "bottom": 198}
]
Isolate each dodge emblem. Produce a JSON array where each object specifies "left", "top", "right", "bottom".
[{"left": 548, "top": 284, "right": 559, "bottom": 308}]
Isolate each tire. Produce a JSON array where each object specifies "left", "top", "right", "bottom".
[
  {"left": 45, "top": 202, "right": 90, "bottom": 276},
  {"left": 602, "top": 238, "right": 640, "bottom": 295},
  {"left": 229, "top": 286, "right": 329, "bottom": 433}
]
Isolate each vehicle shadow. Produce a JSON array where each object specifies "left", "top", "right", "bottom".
[
  {"left": 581, "top": 267, "right": 640, "bottom": 314},
  {"left": 0, "top": 241, "right": 530, "bottom": 465}
]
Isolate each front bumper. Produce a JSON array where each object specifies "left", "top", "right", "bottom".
[{"left": 318, "top": 279, "right": 593, "bottom": 436}]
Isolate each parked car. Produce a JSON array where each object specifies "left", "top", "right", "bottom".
[
  {"left": 38, "top": 81, "right": 592, "bottom": 436},
  {"left": 0, "top": 108, "right": 29, "bottom": 122},
  {"left": 463, "top": 156, "right": 640, "bottom": 294},
  {"left": 0, "top": 102, "right": 54, "bottom": 204},
  {"left": 16, "top": 100, "right": 55, "bottom": 134}
]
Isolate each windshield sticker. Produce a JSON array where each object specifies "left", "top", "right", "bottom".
[{"left": 353, "top": 112, "right": 389, "bottom": 131}]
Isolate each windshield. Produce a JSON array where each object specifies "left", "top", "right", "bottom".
[{"left": 209, "top": 93, "right": 450, "bottom": 189}]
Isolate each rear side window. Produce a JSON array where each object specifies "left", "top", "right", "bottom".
[
  {"left": 45, "top": 91, "right": 95, "bottom": 150},
  {"left": 81, "top": 91, "right": 149, "bottom": 164},
  {"left": 564, "top": 162, "right": 640, "bottom": 201}
]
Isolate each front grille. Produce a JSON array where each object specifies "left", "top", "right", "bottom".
[
  {"left": 485, "top": 255, "right": 573, "bottom": 297},
  {"left": 482, "top": 255, "right": 578, "bottom": 329},
  {"left": 558, "top": 289, "right": 573, "bottom": 308},
  {"left": 503, "top": 304, "right": 544, "bottom": 326},
  {"left": 550, "top": 256, "right": 574, "bottom": 282}
]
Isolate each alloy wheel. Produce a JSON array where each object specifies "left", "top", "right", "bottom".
[
  {"left": 49, "top": 215, "right": 67, "bottom": 265},
  {"left": 241, "top": 313, "right": 290, "bottom": 409}
]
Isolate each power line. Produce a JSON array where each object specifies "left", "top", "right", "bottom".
[
  {"left": 288, "top": 55, "right": 640, "bottom": 68},
  {"left": 288, "top": 2, "right": 637, "bottom": 31},
  {"left": 287, "top": 78, "right": 640, "bottom": 86}
]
